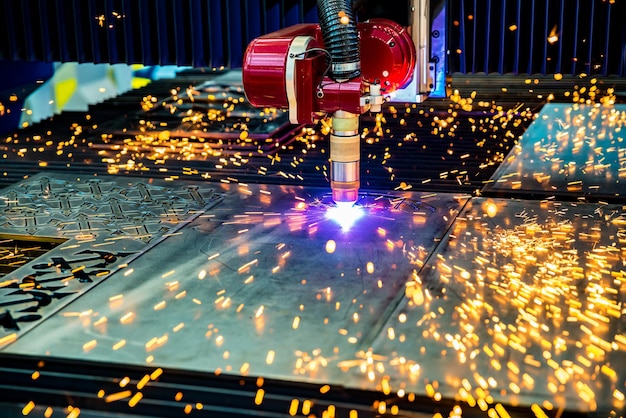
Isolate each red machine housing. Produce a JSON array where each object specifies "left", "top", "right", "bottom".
[{"left": 242, "top": 19, "right": 415, "bottom": 124}]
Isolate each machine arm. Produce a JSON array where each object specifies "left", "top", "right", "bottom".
[{"left": 242, "top": 0, "right": 416, "bottom": 204}]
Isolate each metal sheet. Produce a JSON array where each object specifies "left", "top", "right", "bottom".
[
  {"left": 367, "top": 197, "right": 625, "bottom": 414},
  {"left": 485, "top": 103, "right": 626, "bottom": 199},
  {"left": 0, "top": 173, "right": 221, "bottom": 338},
  {"left": 2, "top": 178, "right": 465, "bottom": 391}
]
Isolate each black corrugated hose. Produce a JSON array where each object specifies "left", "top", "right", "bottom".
[{"left": 317, "top": 0, "right": 361, "bottom": 80}]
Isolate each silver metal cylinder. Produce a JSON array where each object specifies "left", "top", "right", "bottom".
[{"left": 330, "top": 111, "right": 360, "bottom": 204}]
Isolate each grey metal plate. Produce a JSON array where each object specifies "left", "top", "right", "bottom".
[
  {"left": 368, "top": 197, "right": 625, "bottom": 414},
  {"left": 0, "top": 173, "right": 221, "bottom": 339},
  {"left": 485, "top": 103, "right": 626, "bottom": 198},
  {"left": 2, "top": 178, "right": 465, "bottom": 391}
]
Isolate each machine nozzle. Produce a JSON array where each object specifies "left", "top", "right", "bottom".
[
  {"left": 330, "top": 110, "right": 360, "bottom": 205},
  {"left": 331, "top": 185, "right": 359, "bottom": 205}
]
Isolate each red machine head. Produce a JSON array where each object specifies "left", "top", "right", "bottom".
[
  {"left": 242, "top": 18, "right": 416, "bottom": 124},
  {"left": 243, "top": 18, "right": 416, "bottom": 205}
]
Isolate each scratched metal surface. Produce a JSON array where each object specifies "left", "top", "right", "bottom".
[
  {"left": 485, "top": 104, "right": 626, "bottom": 199},
  {"left": 0, "top": 173, "right": 221, "bottom": 338},
  {"left": 366, "top": 197, "right": 626, "bottom": 414},
  {"left": 1, "top": 179, "right": 465, "bottom": 391}
]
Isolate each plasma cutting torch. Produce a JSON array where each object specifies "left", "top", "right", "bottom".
[{"left": 242, "top": 0, "right": 425, "bottom": 204}]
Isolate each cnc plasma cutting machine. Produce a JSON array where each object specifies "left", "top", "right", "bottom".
[{"left": 242, "top": 0, "right": 433, "bottom": 204}]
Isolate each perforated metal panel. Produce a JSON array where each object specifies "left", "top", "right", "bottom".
[
  {"left": 0, "top": 0, "right": 318, "bottom": 68},
  {"left": 448, "top": 0, "right": 626, "bottom": 76}
]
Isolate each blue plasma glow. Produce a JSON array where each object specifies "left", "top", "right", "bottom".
[{"left": 325, "top": 202, "right": 364, "bottom": 230}]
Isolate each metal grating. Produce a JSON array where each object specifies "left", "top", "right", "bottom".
[
  {"left": 0, "top": 353, "right": 562, "bottom": 418},
  {"left": 0, "top": 0, "right": 318, "bottom": 67},
  {"left": 0, "top": 69, "right": 535, "bottom": 195},
  {"left": 448, "top": 0, "right": 626, "bottom": 76}
]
